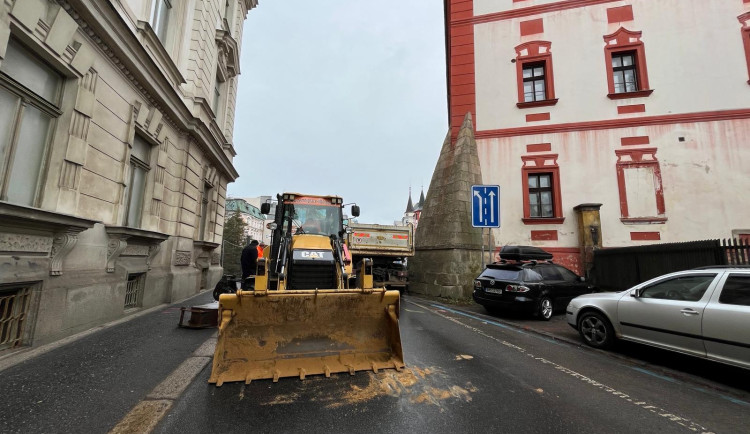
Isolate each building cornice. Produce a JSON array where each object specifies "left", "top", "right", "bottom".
[
  {"left": 474, "top": 109, "right": 750, "bottom": 139},
  {"left": 60, "top": 0, "right": 240, "bottom": 181},
  {"left": 135, "top": 20, "right": 186, "bottom": 89}
]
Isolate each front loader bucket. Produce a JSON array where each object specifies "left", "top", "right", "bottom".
[{"left": 209, "top": 289, "right": 404, "bottom": 386}]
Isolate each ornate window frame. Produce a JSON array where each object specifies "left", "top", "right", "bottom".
[
  {"left": 615, "top": 148, "right": 666, "bottom": 223},
  {"left": 739, "top": 12, "right": 750, "bottom": 85},
  {"left": 521, "top": 154, "right": 564, "bottom": 224},
  {"left": 603, "top": 28, "right": 653, "bottom": 99},
  {"left": 514, "top": 41, "right": 558, "bottom": 108}
]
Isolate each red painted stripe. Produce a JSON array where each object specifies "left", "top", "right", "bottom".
[
  {"left": 607, "top": 5, "right": 633, "bottom": 23},
  {"left": 531, "top": 230, "right": 558, "bottom": 241},
  {"left": 474, "top": 109, "right": 750, "bottom": 139},
  {"left": 526, "top": 143, "right": 551, "bottom": 153},
  {"left": 451, "top": 84, "right": 476, "bottom": 96},
  {"left": 630, "top": 232, "right": 661, "bottom": 241},
  {"left": 451, "top": 44, "right": 474, "bottom": 56},
  {"left": 452, "top": 53, "right": 475, "bottom": 66},
  {"left": 452, "top": 94, "right": 476, "bottom": 106},
  {"left": 447, "top": 1, "right": 476, "bottom": 142},
  {"left": 454, "top": 0, "right": 622, "bottom": 26},
  {"left": 353, "top": 233, "right": 371, "bottom": 238},
  {"left": 526, "top": 112, "right": 550, "bottom": 122},
  {"left": 451, "top": 74, "right": 475, "bottom": 86},
  {"left": 520, "top": 18, "right": 544, "bottom": 36},
  {"left": 451, "top": 64, "right": 475, "bottom": 75},
  {"left": 451, "top": 35, "right": 474, "bottom": 47},
  {"left": 621, "top": 136, "right": 650, "bottom": 146},
  {"left": 392, "top": 235, "right": 409, "bottom": 239},
  {"left": 618, "top": 104, "right": 646, "bottom": 114}
]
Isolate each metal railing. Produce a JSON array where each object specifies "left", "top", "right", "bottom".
[
  {"left": 0, "top": 286, "right": 32, "bottom": 351},
  {"left": 125, "top": 274, "right": 145, "bottom": 309},
  {"left": 724, "top": 238, "right": 750, "bottom": 265}
]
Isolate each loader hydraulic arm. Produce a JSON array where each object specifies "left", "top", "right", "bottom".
[
  {"left": 275, "top": 235, "right": 289, "bottom": 281},
  {"left": 330, "top": 235, "right": 348, "bottom": 287}
]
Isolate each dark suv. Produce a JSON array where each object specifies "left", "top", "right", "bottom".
[{"left": 473, "top": 247, "right": 596, "bottom": 320}]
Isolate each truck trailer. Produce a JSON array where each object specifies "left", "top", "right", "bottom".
[{"left": 346, "top": 223, "right": 414, "bottom": 292}]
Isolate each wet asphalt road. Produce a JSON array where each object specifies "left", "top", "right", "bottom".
[
  {"left": 1, "top": 292, "right": 749, "bottom": 433},
  {"left": 155, "top": 296, "right": 750, "bottom": 434}
]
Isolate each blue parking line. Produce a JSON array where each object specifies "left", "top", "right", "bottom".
[
  {"left": 631, "top": 367, "right": 750, "bottom": 408},
  {"left": 631, "top": 367, "right": 677, "bottom": 383}
]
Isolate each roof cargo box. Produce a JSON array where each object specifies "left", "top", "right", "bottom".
[{"left": 499, "top": 245, "right": 553, "bottom": 261}]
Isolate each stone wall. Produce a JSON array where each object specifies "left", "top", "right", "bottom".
[
  {"left": 0, "top": 0, "right": 251, "bottom": 351},
  {"left": 409, "top": 113, "right": 485, "bottom": 300}
]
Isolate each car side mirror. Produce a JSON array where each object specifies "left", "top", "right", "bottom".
[
  {"left": 578, "top": 276, "right": 586, "bottom": 282},
  {"left": 351, "top": 205, "right": 360, "bottom": 217},
  {"left": 630, "top": 289, "right": 639, "bottom": 298},
  {"left": 261, "top": 203, "right": 270, "bottom": 214}
]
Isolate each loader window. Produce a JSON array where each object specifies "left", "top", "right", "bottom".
[{"left": 292, "top": 204, "right": 340, "bottom": 237}]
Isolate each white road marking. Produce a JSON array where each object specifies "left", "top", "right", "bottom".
[
  {"left": 410, "top": 300, "right": 715, "bottom": 434},
  {"left": 109, "top": 336, "right": 216, "bottom": 433}
]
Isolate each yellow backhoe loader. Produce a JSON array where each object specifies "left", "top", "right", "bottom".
[{"left": 209, "top": 193, "right": 405, "bottom": 385}]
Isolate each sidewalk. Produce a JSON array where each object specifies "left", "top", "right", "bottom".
[{"left": 0, "top": 290, "right": 216, "bottom": 434}]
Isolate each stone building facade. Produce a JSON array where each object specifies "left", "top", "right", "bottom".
[
  {"left": 444, "top": 0, "right": 750, "bottom": 274},
  {"left": 0, "top": 0, "right": 256, "bottom": 351},
  {"left": 225, "top": 197, "right": 265, "bottom": 243}
]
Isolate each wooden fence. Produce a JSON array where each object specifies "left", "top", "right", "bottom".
[{"left": 591, "top": 238, "right": 749, "bottom": 291}]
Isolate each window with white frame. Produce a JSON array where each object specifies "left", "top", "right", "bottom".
[
  {"left": 125, "top": 134, "right": 152, "bottom": 227},
  {"left": 152, "top": 0, "right": 172, "bottom": 44},
  {"left": 0, "top": 39, "right": 62, "bottom": 206}
]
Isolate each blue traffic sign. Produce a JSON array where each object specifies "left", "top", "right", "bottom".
[{"left": 471, "top": 185, "right": 500, "bottom": 228}]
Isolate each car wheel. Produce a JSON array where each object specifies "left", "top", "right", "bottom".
[
  {"left": 535, "top": 296, "right": 553, "bottom": 321},
  {"left": 578, "top": 311, "right": 614, "bottom": 349}
]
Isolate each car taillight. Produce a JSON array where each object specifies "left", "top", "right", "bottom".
[
  {"left": 505, "top": 284, "right": 530, "bottom": 293},
  {"left": 474, "top": 280, "right": 482, "bottom": 288}
]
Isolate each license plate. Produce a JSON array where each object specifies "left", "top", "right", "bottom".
[{"left": 485, "top": 287, "right": 503, "bottom": 295}]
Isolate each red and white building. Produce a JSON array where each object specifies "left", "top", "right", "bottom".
[{"left": 445, "top": 0, "right": 750, "bottom": 272}]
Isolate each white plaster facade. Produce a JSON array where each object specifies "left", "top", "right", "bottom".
[
  {"left": 0, "top": 0, "right": 257, "bottom": 351},
  {"left": 444, "top": 0, "right": 750, "bottom": 272}
]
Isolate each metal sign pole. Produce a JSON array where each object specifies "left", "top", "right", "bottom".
[
  {"left": 481, "top": 229, "right": 485, "bottom": 267},
  {"left": 487, "top": 228, "right": 493, "bottom": 264}
]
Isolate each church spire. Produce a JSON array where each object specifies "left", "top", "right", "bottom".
[
  {"left": 417, "top": 186, "right": 425, "bottom": 209},
  {"left": 405, "top": 187, "right": 414, "bottom": 213}
]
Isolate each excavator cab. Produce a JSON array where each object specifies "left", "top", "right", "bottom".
[{"left": 209, "top": 193, "right": 403, "bottom": 386}]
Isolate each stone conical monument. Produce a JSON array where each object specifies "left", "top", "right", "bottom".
[{"left": 408, "top": 113, "right": 485, "bottom": 299}]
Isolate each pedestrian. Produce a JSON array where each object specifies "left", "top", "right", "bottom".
[{"left": 241, "top": 239, "right": 259, "bottom": 289}]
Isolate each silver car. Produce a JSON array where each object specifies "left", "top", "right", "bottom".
[{"left": 566, "top": 267, "right": 750, "bottom": 369}]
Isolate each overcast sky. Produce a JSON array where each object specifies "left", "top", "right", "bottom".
[{"left": 227, "top": 0, "right": 448, "bottom": 224}]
